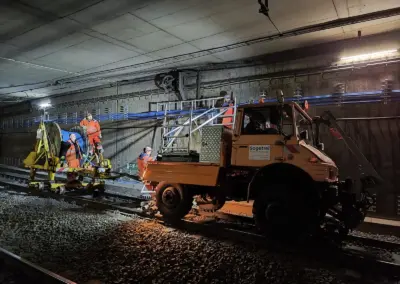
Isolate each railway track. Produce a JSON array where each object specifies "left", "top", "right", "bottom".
[
  {"left": 346, "top": 234, "right": 400, "bottom": 251},
  {"left": 0, "top": 167, "right": 400, "bottom": 279},
  {"left": 0, "top": 246, "right": 76, "bottom": 284}
]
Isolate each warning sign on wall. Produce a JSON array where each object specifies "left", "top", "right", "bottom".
[{"left": 249, "top": 145, "right": 270, "bottom": 160}]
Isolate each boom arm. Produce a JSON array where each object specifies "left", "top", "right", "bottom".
[{"left": 314, "top": 111, "right": 383, "bottom": 184}]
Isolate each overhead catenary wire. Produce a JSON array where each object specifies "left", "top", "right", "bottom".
[
  {"left": 1, "top": 6, "right": 400, "bottom": 99},
  {"left": 50, "top": 7, "right": 400, "bottom": 84}
]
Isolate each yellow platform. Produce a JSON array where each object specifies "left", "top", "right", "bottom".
[{"left": 219, "top": 201, "right": 400, "bottom": 229}]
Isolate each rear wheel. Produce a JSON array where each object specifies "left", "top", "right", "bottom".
[
  {"left": 156, "top": 183, "right": 193, "bottom": 221},
  {"left": 92, "top": 184, "right": 105, "bottom": 198},
  {"left": 253, "top": 183, "right": 319, "bottom": 239}
]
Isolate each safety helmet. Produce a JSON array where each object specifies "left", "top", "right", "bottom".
[{"left": 145, "top": 146, "right": 152, "bottom": 152}]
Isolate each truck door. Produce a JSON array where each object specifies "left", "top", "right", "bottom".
[{"left": 231, "top": 105, "right": 295, "bottom": 167}]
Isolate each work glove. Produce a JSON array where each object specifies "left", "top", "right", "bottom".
[
  {"left": 98, "top": 134, "right": 102, "bottom": 139},
  {"left": 60, "top": 156, "right": 65, "bottom": 161}
]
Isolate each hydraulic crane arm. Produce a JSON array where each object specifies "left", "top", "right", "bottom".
[{"left": 313, "top": 111, "right": 384, "bottom": 185}]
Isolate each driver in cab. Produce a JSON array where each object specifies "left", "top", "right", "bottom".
[{"left": 244, "top": 111, "right": 279, "bottom": 135}]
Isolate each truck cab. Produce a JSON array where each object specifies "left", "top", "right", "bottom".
[{"left": 231, "top": 102, "right": 337, "bottom": 182}]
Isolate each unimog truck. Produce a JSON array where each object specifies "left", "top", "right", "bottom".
[{"left": 142, "top": 92, "right": 379, "bottom": 237}]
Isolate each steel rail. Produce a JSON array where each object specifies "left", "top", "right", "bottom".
[
  {"left": 0, "top": 170, "right": 145, "bottom": 215},
  {"left": 0, "top": 164, "right": 145, "bottom": 201},
  {"left": 0, "top": 247, "right": 76, "bottom": 284},
  {"left": 346, "top": 235, "right": 400, "bottom": 251}
]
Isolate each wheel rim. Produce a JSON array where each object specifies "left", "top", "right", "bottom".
[{"left": 162, "top": 187, "right": 181, "bottom": 208}]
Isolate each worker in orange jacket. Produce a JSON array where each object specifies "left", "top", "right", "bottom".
[
  {"left": 137, "top": 147, "right": 153, "bottom": 178},
  {"left": 80, "top": 113, "right": 102, "bottom": 153},
  {"left": 137, "top": 147, "right": 154, "bottom": 191},
  {"left": 60, "top": 133, "right": 82, "bottom": 168},
  {"left": 221, "top": 93, "right": 234, "bottom": 128}
]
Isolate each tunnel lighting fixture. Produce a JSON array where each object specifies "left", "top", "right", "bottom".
[
  {"left": 340, "top": 49, "right": 398, "bottom": 61},
  {"left": 39, "top": 102, "right": 51, "bottom": 109}
]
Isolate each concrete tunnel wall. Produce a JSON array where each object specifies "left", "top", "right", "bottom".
[{"left": 1, "top": 48, "right": 400, "bottom": 217}]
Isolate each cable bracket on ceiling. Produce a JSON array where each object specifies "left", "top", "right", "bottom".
[
  {"left": 258, "top": 0, "right": 269, "bottom": 16},
  {"left": 258, "top": 0, "right": 282, "bottom": 35}
]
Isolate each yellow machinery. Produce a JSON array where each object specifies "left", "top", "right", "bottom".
[{"left": 23, "top": 121, "right": 112, "bottom": 194}]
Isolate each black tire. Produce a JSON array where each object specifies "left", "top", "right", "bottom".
[
  {"left": 155, "top": 182, "right": 193, "bottom": 221},
  {"left": 92, "top": 184, "right": 105, "bottom": 198},
  {"left": 253, "top": 183, "right": 318, "bottom": 239}
]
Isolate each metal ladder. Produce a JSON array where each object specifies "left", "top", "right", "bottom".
[{"left": 156, "top": 96, "right": 237, "bottom": 154}]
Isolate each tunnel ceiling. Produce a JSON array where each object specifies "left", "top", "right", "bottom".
[{"left": 0, "top": 0, "right": 400, "bottom": 102}]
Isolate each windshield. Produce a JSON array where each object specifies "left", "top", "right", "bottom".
[
  {"left": 242, "top": 105, "right": 294, "bottom": 136},
  {"left": 293, "top": 108, "right": 314, "bottom": 146}
]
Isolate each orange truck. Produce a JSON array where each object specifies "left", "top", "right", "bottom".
[{"left": 142, "top": 96, "right": 378, "bottom": 237}]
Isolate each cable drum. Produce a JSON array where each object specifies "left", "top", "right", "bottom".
[
  {"left": 41, "top": 122, "right": 88, "bottom": 158},
  {"left": 43, "top": 122, "right": 62, "bottom": 157}
]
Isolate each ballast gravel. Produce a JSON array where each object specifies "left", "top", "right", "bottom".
[{"left": 0, "top": 190, "right": 396, "bottom": 284}]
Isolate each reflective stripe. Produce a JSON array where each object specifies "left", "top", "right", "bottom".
[{"left": 87, "top": 126, "right": 97, "bottom": 134}]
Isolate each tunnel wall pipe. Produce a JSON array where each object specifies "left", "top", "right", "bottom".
[
  {"left": 6, "top": 89, "right": 400, "bottom": 127},
  {"left": 41, "top": 57, "right": 400, "bottom": 110}
]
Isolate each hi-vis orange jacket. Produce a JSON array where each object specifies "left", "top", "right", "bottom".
[{"left": 80, "top": 119, "right": 101, "bottom": 137}]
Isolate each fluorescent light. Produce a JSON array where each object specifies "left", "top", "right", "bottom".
[
  {"left": 39, "top": 102, "right": 51, "bottom": 109},
  {"left": 340, "top": 49, "right": 398, "bottom": 61}
]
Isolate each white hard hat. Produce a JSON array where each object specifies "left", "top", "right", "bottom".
[{"left": 145, "top": 147, "right": 152, "bottom": 151}]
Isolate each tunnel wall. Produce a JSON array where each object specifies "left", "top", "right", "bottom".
[{"left": 1, "top": 47, "right": 400, "bottom": 217}]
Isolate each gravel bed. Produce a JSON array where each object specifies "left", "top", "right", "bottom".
[
  {"left": 0, "top": 270, "right": 37, "bottom": 284},
  {"left": 0, "top": 270, "right": 18, "bottom": 284},
  {"left": 0, "top": 190, "right": 397, "bottom": 284},
  {"left": 0, "top": 190, "right": 129, "bottom": 283}
]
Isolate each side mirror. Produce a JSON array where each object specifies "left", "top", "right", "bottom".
[
  {"left": 317, "top": 143, "right": 325, "bottom": 151},
  {"left": 299, "top": 130, "right": 308, "bottom": 140}
]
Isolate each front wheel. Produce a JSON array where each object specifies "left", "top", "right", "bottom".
[
  {"left": 253, "top": 183, "right": 319, "bottom": 239},
  {"left": 155, "top": 182, "right": 193, "bottom": 221}
]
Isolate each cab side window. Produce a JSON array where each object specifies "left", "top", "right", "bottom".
[
  {"left": 242, "top": 107, "right": 280, "bottom": 135},
  {"left": 294, "top": 109, "right": 313, "bottom": 145},
  {"left": 241, "top": 105, "right": 294, "bottom": 136},
  {"left": 281, "top": 108, "right": 295, "bottom": 137}
]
